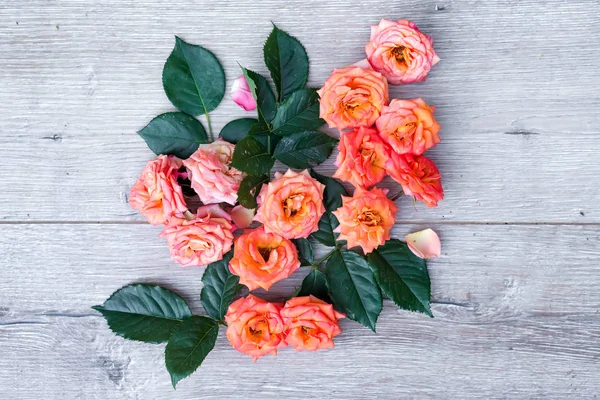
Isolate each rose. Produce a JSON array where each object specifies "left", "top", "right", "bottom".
[
  {"left": 254, "top": 169, "right": 325, "bottom": 239},
  {"left": 231, "top": 75, "right": 257, "bottom": 111},
  {"left": 332, "top": 187, "right": 397, "bottom": 253},
  {"left": 317, "top": 66, "right": 388, "bottom": 131},
  {"left": 160, "top": 205, "right": 234, "bottom": 267},
  {"left": 182, "top": 140, "right": 245, "bottom": 206},
  {"left": 376, "top": 98, "right": 440, "bottom": 155},
  {"left": 365, "top": 19, "right": 440, "bottom": 85},
  {"left": 386, "top": 153, "right": 444, "bottom": 207},
  {"left": 228, "top": 226, "right": 300, "bottom": 291},
  {"left": 333, "top": 127, "right": 390, "bottom": 189},
  {"left": 281, "top": 296, "right": 345, "bottom": 351},
  {"left": 129, "top": 155, "right": 187, "bottom": 225},
  {"left": 224, "top": 295, "right": 286, "bottom": 362}
]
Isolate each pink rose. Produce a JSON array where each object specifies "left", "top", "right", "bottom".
[
  {"left": 160, "top": 205, "right": 234, "bottom": 267},
  {"left": 366, "top": 19, "right": 440, "bottom": 84},
  {"left": 129, "top": 155, "right": 187, "bottom": 225},
  {"left": 231, "top": 75, "right": 257, "bottom": 111},
  {"left": 182, "top": 140, "right": 245, "bottom": 206},
  {"left": 386, "top": 152, "right": 444, "bottom": 207}
]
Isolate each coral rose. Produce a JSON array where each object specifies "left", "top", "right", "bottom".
[
  {"left": 254, "top": 170, "right": 325, "bottom": 239},
  {"left": 182, "top": 140, "right": 245, "bottom": 206},
  {"left": 333, "top": 127, "right": 390, "bottom": 189},
  {"left": 281, "top": 296, "right": 345, "bottom": 351},
  {"left": 365, "top": 19, "right": 440, "bottom": 84},
  {"left": 376, "top": 98, "right": 440, "bottom": 155},
  {"left": 160, "top": 205, "right": 234, "bottom": 267},
  {"left": 228, "top": 226, "right": 300, "bottom": 291},
  {"left": 332, "top": 187, "right": 397, "bottom": 254},
  {"left": 386, "top": 153, "right": 444, "bottom": 207},
  {"left": 224, "top": 295, "right": 286, "bottom": 362},
  {"left": 129, "top": 155, "right": 187, "bottom": 225},
  {"left": 317, "top": 66, "right": 388, "bottom": 131}
]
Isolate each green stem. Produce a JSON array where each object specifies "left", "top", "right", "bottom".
[
  {"left": 205, "top": 112, "right": 214, "bottom": 142},
  {"left": 311, "top": 247, "right": 338, "bottom": 269}
]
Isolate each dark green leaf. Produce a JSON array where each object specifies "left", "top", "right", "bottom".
[
  {"left": 292, "top": 238, "right": 314, "bottom": 266},
  {"left": 237, "top": 174, "right": 269, "bottom": 209},
  {"left": 326, "top": 250, "right": 382, "bottom": 331},
  {"left": 163, "top": 36, "right": 225, "bottom": 116},
  {"left": 248, "top": 121, "right": 280, "bottom": 152},
  {"left": 241, "top": 67, "right": 277, "bottom": 123},
  {"left": 310, "top": 169, "right": 348, "bottom": 211},
  {"left": 298, "top": 268, "right": 330, "bottom": 302},
  {"left": 309, "top": 212, "right": 340, "bottom": 247},
  {"left": 138, "top": 112, "right": 208, "bottom": 159},
  {"left": 272, "top": 88, "right": 324, "bottom": 136},
  {"left": 264, "top": 24, "right": 309, "bottom": 101},
  {"left": 273, "top": 130, "right": 337, "bottom": 169},
  {"left": 230, "top": 136, "right": 274, "bottom": 176},
  {"left": 219, "top": 118, "right": 257, "bottom": 144},
  {"left": 367, "top": 239, "right": 433, "bottom": 317},
  {"left": 200, "top": 252, "right": 239, "bottom": 321},
  {"left": 165, "top": 316, "right": 219, "bottom": 388},
  {"left": 92, "top": 284, "right": 192, "bottom": 343}
]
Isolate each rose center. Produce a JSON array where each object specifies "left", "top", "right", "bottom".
[
  {"left": 395, "top": 122, "right": 417, "bottom": 140},
  {"left": 282, "top": 194, "right": 304, "bottom": 217},
  {"left": 360, "top": 210, "right": 382, "bottom": 226},
  {"left": 391, "top": 46, "right": 408, "bottom": 63},
  {"left": 258, "top": 247, "right": 272, "bottom": 262}
]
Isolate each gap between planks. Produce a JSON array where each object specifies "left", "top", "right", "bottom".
[{"left": 0, "top": 221, "right": 599, "bottom": 226}]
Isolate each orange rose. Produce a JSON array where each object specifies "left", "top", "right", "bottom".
[
  {"left": 376, "top": 98, "right": 440, "bottom": 155},
  {"left": 281, "top": 296, "right": 345, "bottom": 351},
  {"left": 317, "top": 66, "right": 388, "bottom": 131},
  {"left": 332, "top": 187, "right": 397, "bottom": 254},
  {"left": 224, "top": 295, "right": 286, "bottom": 361},
  {"left": 333, "top": 127, "right": 390, "bottom": 189},
  {"left": 254, "top": 170, "right": 325, "bottom": 239},
  {"left": 386, "top": 153, "right": 444, "bottom": 207},
  {"left": 228, "top": 226, "right": 300, "bottom": 291}
]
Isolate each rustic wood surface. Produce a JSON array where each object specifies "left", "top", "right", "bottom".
[{"left": 1, "top": 0, "right": 599, "bottom": 399}]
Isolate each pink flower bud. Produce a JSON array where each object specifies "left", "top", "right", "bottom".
[{"left": 231, "top": 75, "right": 256, "bottom": 111}]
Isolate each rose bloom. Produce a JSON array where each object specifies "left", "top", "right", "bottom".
[
  {"left": 376, "top": 98, "right": 440, "bottom": 155},
  {"left": 281, "top": 296, "right": 345, "bottom": 352},
  {"left": 317, "top": 66, "right": 388, "bottom": 131},
  {"left": 386, "top": 152, "right": 444, "bottom": 207},
  {"left": 332, "top": 187, "right": 397, "bottom": 254},
  {"left": 231, "top": 75, "right": 257, "bottom": 111},
  {"left": 225, "top": 295, "right": 286, "bottom": 362},
  {"left": 129, "top": 155, "right": 187, "bottom": 225},
  {"left": 366, "top": 19, "right": 440, "bottom": 84},
  {"left": 254, "top": 170, "right": 325, "bottom": 239},
  {"left": 228, "top": 226, "right": 300, "bottom": 291},
  {"left": 182, "top": 140, "right": 245, "bottom": 206},
  {"left": 333, "top": 127, "right": 390, "bottom": 189},
  {"left": 160, "top": 205, "right": 234, "bottom": 267}
]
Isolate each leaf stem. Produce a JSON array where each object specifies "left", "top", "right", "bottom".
[
  {"left": 311, "top": 247, "right": 338, "bottom": 268},
  {"left": 205, "top": 112, "right": 214, "bottom": 142}
]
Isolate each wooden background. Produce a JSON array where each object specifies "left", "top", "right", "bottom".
[{"left": 1, "top": 0, "right": 599, "bottom": 398}]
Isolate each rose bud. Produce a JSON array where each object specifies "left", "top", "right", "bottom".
[{"left": 231, "top": 75, "right": 256, "bottom": 111}]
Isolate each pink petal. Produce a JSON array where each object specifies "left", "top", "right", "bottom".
[
  {"left": 353, "top": 58, "right": 372, "bottom": 70},
  {"left": 231, "top": 75, "right": 257, "bottom": 111},
  {"left": 405, "top": 228, "right": 441, "bottom": 258},
  {"left": 231, "top": 205, "right": 255, "bottom": 229}
]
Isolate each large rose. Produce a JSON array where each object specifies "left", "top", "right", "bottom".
[
  {"left": 317, "top": 66, "right": 388, "bottom": 131},
  {"left": 386, "top": 152, "right": 444, "bottom": 207},
  {"left": 254, "top": 169, "right": 325, "bottom": 239},
  {"left": 333, "top": 127, "right": 390, "bottom": 189},
  {"left": 160, "top": 205, "right": 234, "bottom": 267},
  {"left": 281, "top": 296, "right": 345, "bottom": 352},
  {"left": 224, "top": 295, "right": 287, "bottom": 362},
  {"left": 365, "top": 19, "right": 440, "bottom": 84},
  {"left": 332, "top": 187, "right": 397, "bottom": 253},
  {"left": 228, "top": 226, "right": 300, "bottom": 291},
  {"left": 182, "top": 140, "right": 245, "bottom": 205},
  {"left": 129, "top": 155, "right": 187, "bottom": 225},
  {"left": 376, "top": 98, "right": 440, "bottom": 155}
]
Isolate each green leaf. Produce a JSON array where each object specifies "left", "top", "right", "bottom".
[
  {"left": 92, "top": 284, "right": 192, "bottom": 344},
  {"left": 241, "top": 67, "right": 277, "bottom": 124},
  {"left": 310, "top": 169, "right": 348, "bottom": 211},
  {"left": 272, "top": 88, "right": 324, "bottom": 136},
  {"left": 367, "top": 239, "right": 433, "bottom": 317},
  {"left": 298, "top": 268, "right": 330, "bottom": 302},
  {"left": 248, "top": 121, "right": 280, "bottom": 152},
  {"left": 163, "top": 36, "right": 225, "bottom": 116},
  {"left": 273, "top": 130, "right": 337, "bottom": 169},
  {"left": 230, "top": 136, "right": 274, "bottom": 176},
  {"left": 292, "top": 238, "right": 314, "bottom": 266},
  {"left": 309, "top": 212, "right": 340, "bottom": 247},
  {"left": 138, "top": 112, "right": 208, "bottom": 159},
  {"left": 200, "top": 252, "right": 240, "bottom": 321},
  {"left": 219, "top": 118, "right": 257, "bottom": 144},
  {"left": 326, "top": 250, "right": 382, "bottom": 331},
  {"left": 237, "top": 174, "right": 269, "bottom": 209},
  {"left": 264, "top": 24, "right": 309, "bottom": 101},
  {"left": 165, "top": 316, "right": 219, "bottom": 388}
]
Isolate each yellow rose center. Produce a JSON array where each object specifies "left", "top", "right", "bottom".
[
  {"left": 395, "top": 122, "right": 417, "bottom": 140},
  {"left": 283, "top": 194, "right": 305, "bottom": 217},
  {"left": 360, "top": 209, "right": 382, "bottom": 226},
  {"left": 391, "top": 46, "right": 409, "bottom": 65}
]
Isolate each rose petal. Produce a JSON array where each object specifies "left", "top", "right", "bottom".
[
  {"left": 231, "top": 205, "right": 255, "bottom": 229},
  {"left": 231, "top": 75, "right": 256, "bottom": 111},
  {"left": 405, "top": 228, "right": 441, "bottom": 258}
]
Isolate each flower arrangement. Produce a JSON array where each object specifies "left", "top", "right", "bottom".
[{"left": 94, "top": 20, "right": 443, "bottom": 387}]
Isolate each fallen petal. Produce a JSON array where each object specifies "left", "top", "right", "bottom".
[
  {"left": 231, "top": 205, "right": 255, "bottom": 229},
  {"left": 405, "top": 228, "right": 441, "bottom": 258}
]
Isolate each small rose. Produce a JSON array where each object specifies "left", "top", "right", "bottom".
[
  {"left": 231, "top": 75, "right": 257, "bottom": 111},
  {"left": 386, "top": 153, "right": 444, "bottom": 207},
  {"left": 405, "top": 228, "right": 441, "bottom": 258}
]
